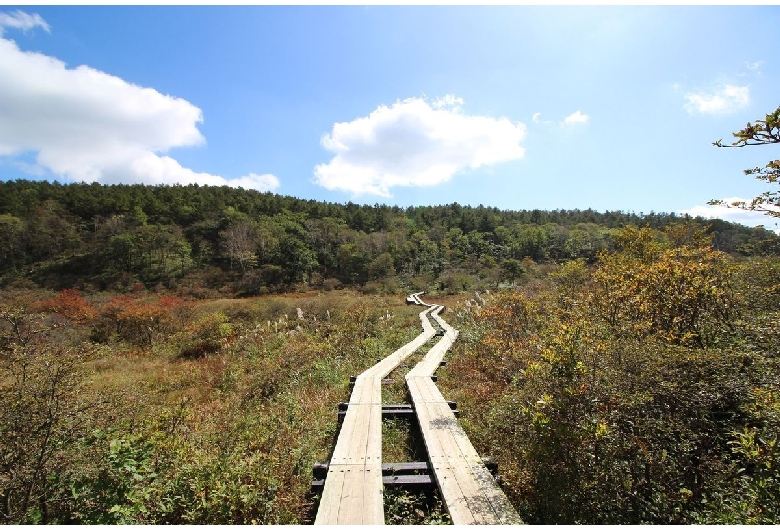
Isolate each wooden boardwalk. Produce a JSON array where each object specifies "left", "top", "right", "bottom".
[
  {"left": 406, "top": 304, "right": 523, "bottom": 524},
  {"left": 314, "top": 293, "right": 522, "bottom": 525},
  {"left": 314, "top": 303, "right": 437, "bottom": 525}
]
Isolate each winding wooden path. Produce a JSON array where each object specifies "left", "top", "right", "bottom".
[
  {"left": 407, "top": 299, "right": 522, "bottom": 524},
  {"left": 314, "top": 293, "right": 521, "bottom": 525}
]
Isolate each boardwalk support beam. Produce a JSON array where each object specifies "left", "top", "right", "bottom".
[
  {"left": 311, "top": 458, "right": 499, "bottom": 492},
  {"left": 336, "top": 402, "right": 459, "bottom": 424}
]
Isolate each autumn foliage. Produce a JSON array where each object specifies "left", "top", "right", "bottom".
[
  {"left": 35, "top": 288, "right": 97, "bottom": 324},
  {"left": 2, "top": 219, "right": 780, "bottom": 524},
  {"left": 442, "top": 224, "right": 780, "bottom": 524},
  {"left": 92, "top": 294, "right": 191, "bottom": 347},
  {"left": 593, "top": 245, "right": 734, "bottom": 347}
]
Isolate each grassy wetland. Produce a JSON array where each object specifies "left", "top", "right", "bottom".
[{"left": 2, "top": 181, "right": 780, "bottom": 523}]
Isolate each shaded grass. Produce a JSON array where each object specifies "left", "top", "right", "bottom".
[
  {"left": 383, "top": 487, "right": 452, "bottom": 525},
  {"left": 382, "top": 416, "right": 428, "bottom": 464}
]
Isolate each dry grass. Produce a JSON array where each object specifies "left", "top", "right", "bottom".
[{"left": 2, "top": 287, "right": 465, "bottom": 523}]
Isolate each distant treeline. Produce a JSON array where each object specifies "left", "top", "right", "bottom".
[{"left": 0, "top": 179, "right": 777, "bottom": 292}]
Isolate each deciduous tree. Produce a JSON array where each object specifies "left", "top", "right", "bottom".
[
  {"left": 220, "top": 221, "right": 258, "bottom": 272},
  {"left": 712, "top": 105, "right": 780, "bottom": 216}
]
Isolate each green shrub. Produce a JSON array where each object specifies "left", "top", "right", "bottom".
[{"left": 176, "top": 312, "right": 234, "bottom": 359}]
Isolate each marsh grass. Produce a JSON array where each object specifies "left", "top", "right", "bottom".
[
  {"left": 382, "top": 416, "right": 428, "bottom": 463},
  {"left": 383, "top": 487, "right": 451, "bottom": 525},
  {"left": 2, "top": 288, "right": 439, "bottom": 523},
  {"left": 0, "top": 286, "right": 477, "bottom": 524}
]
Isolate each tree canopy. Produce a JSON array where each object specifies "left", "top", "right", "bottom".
[
  {"left": 0, "top": 179, "right": 777, "bottom": 294},
  {"left": 712, "top": 105, "right": 780, "bottom": 216}
]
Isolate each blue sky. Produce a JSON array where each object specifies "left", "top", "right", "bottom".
[{"left": 1, "top": 6, "right": 779, "bottom": 231}]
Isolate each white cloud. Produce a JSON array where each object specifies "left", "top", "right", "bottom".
[
  {"left": 0, "top": 13, "right": 279, "bottom": 193},
  {"left": 531, "top": 112, "right": 554, "bottom": 125},
  {"left": 681, "top": 197, "right": 780, "bottom": 233},
  {"left": 745, "top": 60, "right": 763, "bottom": 73},
  {"left": 684, "top": 84, "right": 750, "bottom": 115},
  {"left": 314, "top": 96, "right": 526, "bottom": 196},
  {"left": 562, "top": 110, "right": 590, "bottom": 126},
  {"left": 432, "top": 94, "right": 464, "bottom": 109},
  {"left": 532, "top": 111, "right": 587, "bottom": 127},
  {"left": 0, "top": 10, "right": 50, "bottom": 34},
  {"left": 227, "top": 173, "right": 280, "bottom": 191}
]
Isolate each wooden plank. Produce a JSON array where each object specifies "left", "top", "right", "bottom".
[
  {"left": 337, "top": 402, "right": 458, "bottom": 423},
  {"left": 421, "top": 407, "right": 512, "bottom": 524},
  {"left": 314, "top": 474, "right": 435, "bottom": 489},
  {"left": 383, "top": 474, "right": 434, "bottom": 486},
  {"left": 319, "top": 401, "right": 383, "bottom": 524},
  {"left": 335, "top": 464, "right": 368, "bottom": 524},
  {"left": 362, "top": 402, "right": 384, "bottom": 523},
  {"left": 365, "top": 403, "right": 383, "bottom": 468},
  {"left": 417, "top": 394, "right": 494, "bottom": 524},
  {"left": 314, "top": 464, "right": 346, "bottom": 524},
  {"left": 383, "top": 461, "right": 429, "bottom": 474},
  {"left": 409, "top": 382, "right": 479, "bottom": 524},
  {"left": 315, "top": 460, "right": 430, "bottom": 476},
  {"left": 329, "top": 406, "right": 359, "bottom": 466},
  {"left": 315, "top": 300, "right": 440, "bottom": 525},
  {"left": 405, "top": 300, "right": 523, "bottom": 525},
  {"left": 471, "top": 462, "right": 525, "bottom": 525},
  {"left": 347, "top": 407, "right": 371, "bottom": 466}
]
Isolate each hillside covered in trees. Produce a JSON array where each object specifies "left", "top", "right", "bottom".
[{"left": 1, "top": 179, "right": 777, "bottom": 294}]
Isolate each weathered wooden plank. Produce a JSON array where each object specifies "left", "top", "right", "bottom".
[
  {"left": 315, "top": 473, "right": 436, "bottom": 490},
  {"left": 383, "top": 461, "right": 429, "bottom": 474},
  {"left": 405, "top": 298, "right": 522, "bottom": 526},
  {"left": 315, "top": 460, "right": 430, "bottom": 477},
  {"left": 382, "top": 474, "right": 434, "bottom": 486},
  {"left": 423, "top": 404, "right": 499, "bottom": 522},
  {"left": 409, "top": 384, "right": 479, "bottom": 524},
  {"left": 362, "top": 403, "right": 384, "bottom": 523},
  {"left": 314, "top": 464, "right": 346, "bottom": 524},
  {"left": 315, "top": 299, "right": 440, "bottom": 525},
  {"left": 429, "top": 459, "right": 477, "bottom": 524},
  {"left": 335, "top": 464, "right": 368, "bottom": 524},
  {"left": 470, "top": 462, "right": 525, "bottom": 524},
  {"left": 418, "top": 396, "right": 496, "bottom": 523},
  {"left": 337, "top": 402, "right": 458, "bottom": 423},
  {"left": 348, "top": 407, "right": 372, "bottom": 465},
  {"left": 365, "top": 402, "right": 383, "bottom": 467},
  {"left": 329, "top": 405, "right": 359, "bottom": 466}
]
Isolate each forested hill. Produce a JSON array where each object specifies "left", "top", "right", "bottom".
[{"left": 1, "top": 179, "right": 777, "bottom": 293}]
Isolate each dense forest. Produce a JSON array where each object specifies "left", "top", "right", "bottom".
[
  {"left": 1, "top": 179, "right": 777, "bottom": 294},
  {"left": 1, "top": 179, "right": 780, "bottom": 523}
]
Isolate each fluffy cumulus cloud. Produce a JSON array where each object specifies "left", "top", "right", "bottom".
[
  {"left": 681, "top": 197, "right": 780, "bottom": 232},
  {"left": 0, "top": 12, "right": 279, "bottom": 192},
  {"left": 684, "top": 84, "right": 750, "bottom": 115},
  {"left": 314, "top": 96, "right": 526, "bottom": 196}
]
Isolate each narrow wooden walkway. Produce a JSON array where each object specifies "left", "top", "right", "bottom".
[
  {"left": 406, "top": 302, "right": 523, "bottom": 524},
  {"left": 314, "top": 293, "right": 521, "bottom": 525},
  {"left": 314, "top": 303, "right": 437, "bottom": 525}
]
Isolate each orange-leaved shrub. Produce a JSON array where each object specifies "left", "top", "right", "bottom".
[{"left": 92, "top": 294, "right": 191, "bottom": 347}]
